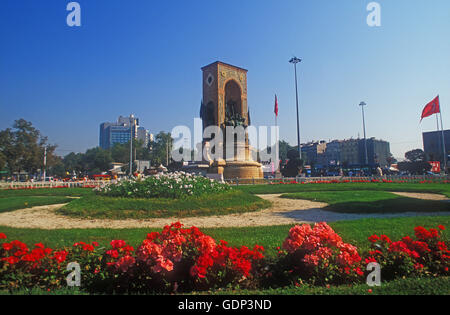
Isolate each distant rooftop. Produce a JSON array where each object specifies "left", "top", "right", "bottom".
[{"left": 201, "top": 61, "right": 248, "bottom": 72}]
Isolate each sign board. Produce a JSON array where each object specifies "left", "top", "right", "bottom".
[{"left": 428, "top": 161, "right": 441, "bottom": 173}]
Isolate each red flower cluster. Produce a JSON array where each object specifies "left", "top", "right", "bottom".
[
  {"left": 366, "top": 225, "right": 449, "bottom": 278},
  {"left": 191, "top": 240, "right": 264, "bottom": 279},
  {"left": 282, "top": 222, "right": 362, "bottom": 278},
  {"left": 0, "top": 238, "right": 68, "bottom": 270},
  {"left": 132, "top": 222, "right": 264, "bottom": 281},
  {"left": 106, "top": 240, "right": 135, "bottom": 273},
  {"left": 73, "top": 241, "right": 99, "bottom": 252}
]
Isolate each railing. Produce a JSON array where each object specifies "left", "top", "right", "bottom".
[
  {"left": 0, "top": 180, "right": 111, "bottom": 190},
  {"left": 225, "top": 175, "right": 450, "bottom": 186},
  {"left": 0, "top": 175, "right": 448, "bottom": 190}
]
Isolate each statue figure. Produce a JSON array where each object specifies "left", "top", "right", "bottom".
[{"left": 225, "top": 100, "right": 246, "bottom": 127}]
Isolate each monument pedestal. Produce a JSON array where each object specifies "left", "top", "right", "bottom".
[{"left": 222, "top": 161, "right": 263, "bottom": 180}]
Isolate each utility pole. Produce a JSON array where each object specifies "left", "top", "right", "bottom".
[
  {"left": 359, "top": 102, "right": 369, "bottom": 166},
  {"left": 130, "top": 122, "right": 133, "bottom": 177},
  {"left": 439, "top": 103, "right": 447, "bottom": 173},
  {"left": 166, "top": 141, "right": 169, "bottom": 166},
  {"left": 43, "top": 146, "right": 47, "bottom": 181},
  {"left": 289, "top": 57, "right": 302, "bottom": 160}
]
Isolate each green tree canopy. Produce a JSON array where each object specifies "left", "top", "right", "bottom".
[{"left": 0, "top": 119, "right": 58, "bottom": 175}]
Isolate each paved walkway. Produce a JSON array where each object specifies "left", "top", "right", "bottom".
[{"left": 0, "top": 193, "right": 448, "bottom": 230}]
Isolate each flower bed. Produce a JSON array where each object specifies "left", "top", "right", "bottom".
[
  {"left": 270, "top": 222, "right": 364, "bottom": 287},
  {"left": 95, "top": 172, "right": 232, "bottom": 199},
  {"left": 0, "top": 223, "right": 448, "bottom": 293},
  {"left": 366, "top": 225, "right": 449, "bottom": 280}
]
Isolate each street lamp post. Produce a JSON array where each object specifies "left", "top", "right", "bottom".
[
  {"left": 289, "top": 57, "right": 302, "bottom": 160},
  {"left": 359, "top": 101, "right": 368, "bottom": 166},
  {"left": 130, "top": 120, "right": 134, "bottom": 177}
]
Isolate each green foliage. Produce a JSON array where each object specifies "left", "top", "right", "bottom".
[
  {"left": 281, "top": 149, "right": 304, "bottom": 177},
  {"left": 95, "top": 172, "right": 232, "bottom": 199},
  {"left": 148, "top": 131, "right": 173, "bottom": 166},
  {"left": 405, "top": 149, "right": 427, "bottom": 163},
  {"left": 0, "top": 119, "right": 59, "bottom": 175},
  {"left": 397, "top": 149, "right": 432, "bottom": 174}
]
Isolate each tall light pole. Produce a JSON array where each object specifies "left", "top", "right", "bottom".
[
  {"left": 130, "top": 118, "right": 134, "bottom": 177},
  {"left": 359, "top": 101, "right": 368, "bottom": 166},
  {"left": 43, "top": 146, "right": 47, "bottom": 181},
  {"left": 289, "top": 57, "right": 302, "bottom": 160}
]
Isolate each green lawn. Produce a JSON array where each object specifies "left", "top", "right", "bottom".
[
  {"left": 56, "top": 190, "right": 271, "bottom": 219},
  {"left": 1, "top": 216, "right": 448, "bottom": 257},
  {"left": 2, "top": 276, "right": 449, "bottom": 295},
  {"left": 207, "top": 276, "right": 450, "bottom": 295},
  {"left": 281, "top": 190, "right": 450, "bottom": 213},
  {"left": 238, "top": 182, "right": 450, "bottom": 198},
  {"left": 0, "top": 187, "right": 93, "bottom": 213},
  {"left": 0, "top": 196, "right": 75, "bottom": 213},
  {"left": 2, "top": 277, "right": 448, "bottom": 295}
]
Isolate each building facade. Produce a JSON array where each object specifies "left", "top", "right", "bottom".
[
  {"left": 310, "top": 138, "right": 391, "bottom": 168},
  {"left": 99, "top": 115, "right": 140, "bottom": 150},
  {"left": 423, "top": 130, "right": 449, "bottom": 165},
  {"left": 301, "top": 141, "right": 327, "bottom": 167}
]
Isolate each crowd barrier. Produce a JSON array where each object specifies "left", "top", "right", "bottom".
[
  {"left": 0, "top": 175, "right": 448, "bottom": 190},
  {"left": 0, "top": 180, "right": 110, "bottom": 190},
  {"left": 224, "top": 175, "right": 450, "bottom": 186}
]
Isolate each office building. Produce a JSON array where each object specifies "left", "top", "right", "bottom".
[
  {"left": 423, "top": 130, "right": 449, "bottom": 165},
  {"left": 99, "top": 115, "right": 140, "bottom": 150}
]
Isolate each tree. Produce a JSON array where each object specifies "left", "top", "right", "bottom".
[
  {"left": 405, "top": 149, "right": 426, "bottom": 163},
  {"left": 149, "top": 132, "right": 173, "bottom": 166},
  {"left": 281, "top": 149, "right": 304, "bottom": 177},
  {"left": 386, "top": 154, "right": 397, "bottom": 166},
  {"left": 278, "top": 140, "right": 294, "bottom": 162},
  {"left": 398, "top": 149, "right": 431, "bottom": 175},
  {"left": 0, "top": 151, "right": 6, "bottom": 170},
  {"left": 0, "top": 119, "right": 58, "bottom": 175},
  {"left": 82, "top": 147, "right": 113, "bottom": 175}
]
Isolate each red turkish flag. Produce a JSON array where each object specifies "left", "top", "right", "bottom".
[
  {"left": 421, "top": 95, "right": 440, "bottom": 121},
  {"left": 274, "top": 95, "right": 279, "bottom": 117}
]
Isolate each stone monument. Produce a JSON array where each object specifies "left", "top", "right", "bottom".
[{"left": 200, "top": 61, "right": 263, "bottom": 180}]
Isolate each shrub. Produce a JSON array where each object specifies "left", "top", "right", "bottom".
[
  {"left": 95, "top": 172, "right": 232, "bottom": 199},
  {"left": 268, "top": 222, "right": 363, "bottom": 286},
  {"left": 365, "top": 225, "right": 449, "bottom": 280},
  {"left": 0, "top": 224, "right": 448, "bottom": 293},
  {"left": 0, "top": 223, "right": 264, "bottom": 294}
]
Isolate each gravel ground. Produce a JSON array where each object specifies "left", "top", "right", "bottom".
[{"left": 0, "top": 193, "right": 448, "bottom": 230}]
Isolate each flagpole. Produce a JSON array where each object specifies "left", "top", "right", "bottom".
[
  {"left": 439, "top": 108, "right": 447, "bottom": 173},
  {"left": 275, "top": 95, "right": 278, "bottom": 173}
]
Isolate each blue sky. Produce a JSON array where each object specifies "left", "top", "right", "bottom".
[{"left": 0, "top": 0, "right": 449, "bottom": 159}]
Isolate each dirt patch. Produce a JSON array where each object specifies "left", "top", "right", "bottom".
[
  {"left": 1, "top": 193, "right": 448, "bottom": 230},
  {"left": 391, "top": 192, "right": 449, "bottom": 201},
  {"left": 0, "top": 195, "right": 327, "bottom": 229}
]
